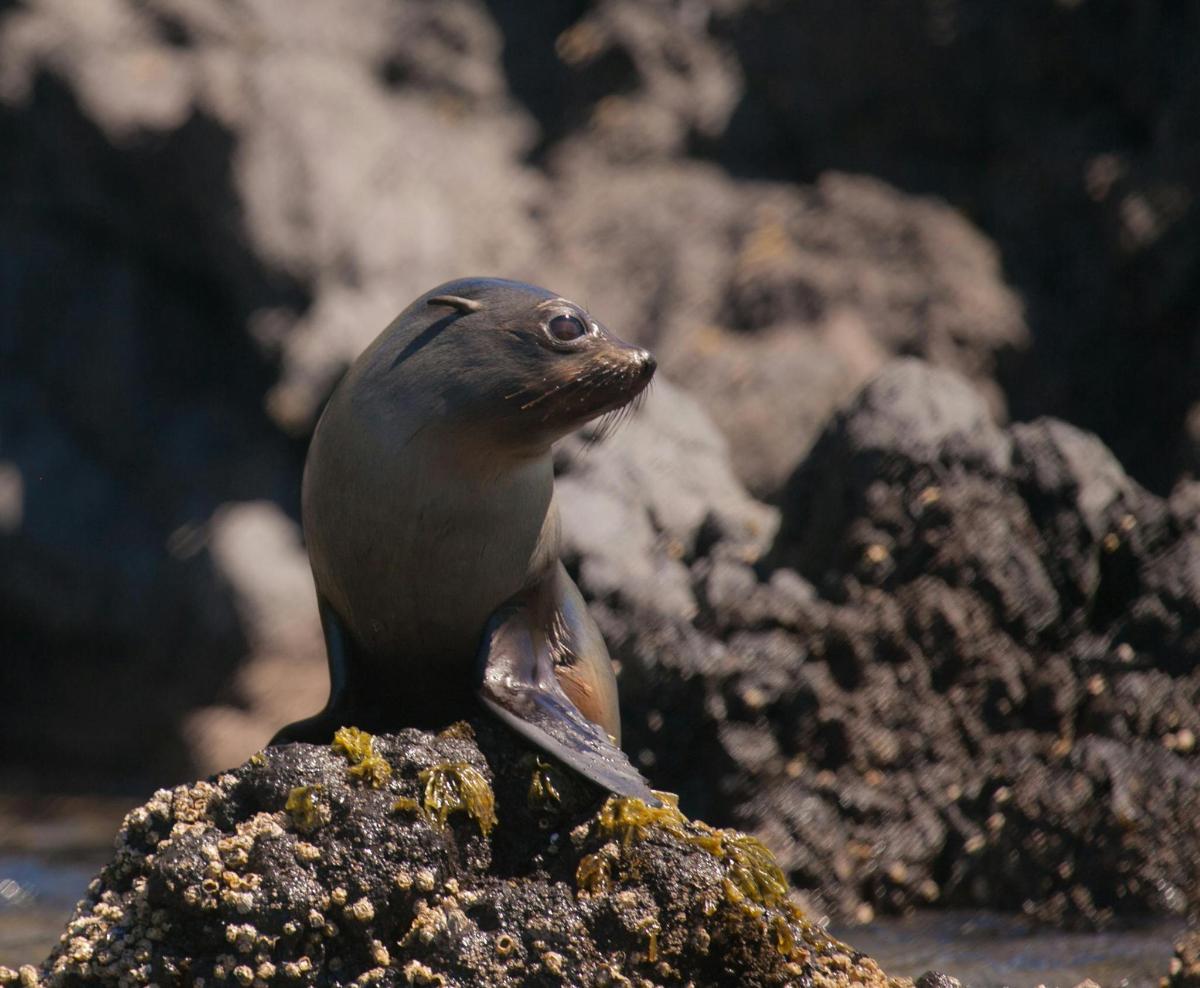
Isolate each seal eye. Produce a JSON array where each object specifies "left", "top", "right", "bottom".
[{"left": 547, "top": 314, "right": 588, "bottom": 343}]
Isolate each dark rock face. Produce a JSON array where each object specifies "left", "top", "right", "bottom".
[
  {"left": 22, "top": 723, "right": 909, "bottom": 988},
  {"left": 583, "top": 361, "right": 1200, "bottom": 928},
  {"left": 514, "top": 0, "right": 1200, "bottom": 494},
  {"left": 707, "top": 0, "right": 1200, "bottom": 495},
  {"left": 0, "top": 79, "right": 284, "bottom": 783}
]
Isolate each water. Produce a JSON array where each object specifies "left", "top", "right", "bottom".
[
  {"left": 0, "top": 856, "right": 110, "bottom": 969},
  {"left": 0, "top": 795, "right": 132, "bottom": 970},
  {"left": 0, "top": 797, "right": 1185, "bottom": 985},
  {"left": 832, "top": 911, "right": 1185, "bottom": 988}
]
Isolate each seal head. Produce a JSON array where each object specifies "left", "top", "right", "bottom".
[{"left": 275, "top": 278, "right": 658, "bottom": 801}]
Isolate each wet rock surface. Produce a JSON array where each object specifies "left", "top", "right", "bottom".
[{"left": 11, "top": 724, "right": 912, "bottom": 988}]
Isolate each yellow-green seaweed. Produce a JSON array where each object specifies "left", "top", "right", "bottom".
[
  {"left": 575, "top": 850, "right": 614, "bottom": 895},
  {"left": 574, "top": 792, "right": 828, "bottom": 966},
  {"left": 584, "top": 791, "right": 792, "bottom": 915},
  {"left": 721, "top": 831, "right": 789, "bottom": 910},
  {"left": 437, "top": 721, "right": 476, "bottom": 742},
  {"left": 423, "top": 761, "right": 496, "bottom": 834},
  {"left": 636, "top": 916, "right": 660, "bottom": 963},
  {"left": 392, "top": 761, "right": 496, "bottom": 836},
  {"left": 528, "top": 758, "right": 562, "bottom": 810},
  {"left": 285, "top": 785, "right": 327, "bottom": 832},
  {"left": 772, "top": 914, "right": 795, "bottom": 956},
  {"left": 593, "top": 791, "right": 689, "bottom": 848},
  {"left": 331, "top": 726, "right": 392, "bottom": 788}
]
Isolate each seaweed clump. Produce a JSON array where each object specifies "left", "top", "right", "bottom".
[
  {"left": 581, "top": 791, "right": 788, "bottom": 911},
  {"left": 573, "top": 790, "right": 818, "bottom": 969},
  {"left": 284, "top": 784, "right": 329, "bottom": 832},
  {"left": 331, "top": 726, "right": 392, "bottom": 787},
  {"left": 394, "top": 761, "right": 497, "bottom": 836}
]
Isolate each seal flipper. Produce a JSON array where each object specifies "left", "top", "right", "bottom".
[
  {"left": 478, "top": 566, "right": 660, "bottom": 805},
  {"left": 270, "top": 597, "right": 356, "bottom": 745}
]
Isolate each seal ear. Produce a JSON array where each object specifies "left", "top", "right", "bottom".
[{"left": 427, "top": 295, "right": 484, "bottom": 315}]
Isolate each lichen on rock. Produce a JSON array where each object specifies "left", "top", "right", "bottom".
[{"left": 25, "top": 721, "right": 914, "bottom": 988}]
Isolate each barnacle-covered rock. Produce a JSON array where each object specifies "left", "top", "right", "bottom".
[{"left": 23, "top": 721, "right": 915, "bottom": 988}]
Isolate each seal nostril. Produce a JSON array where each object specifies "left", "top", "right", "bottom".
[{"left": 640, "top": 351, "right": 657, "bottom": 378}]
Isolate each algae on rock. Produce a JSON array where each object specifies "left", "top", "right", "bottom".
[{"left": 23, "top": 721, "right": 914, "bottom": 988}]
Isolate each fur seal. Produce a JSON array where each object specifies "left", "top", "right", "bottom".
[{"left": 274, "top": 277, "right": 659, "bottom": 802}]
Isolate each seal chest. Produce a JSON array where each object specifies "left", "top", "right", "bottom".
[{"left": 275, "top": 278, "right": 659, "bottom": 802}]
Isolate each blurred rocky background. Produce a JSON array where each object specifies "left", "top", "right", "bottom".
[{"left": 2, "top": 0, "right": 1198, "bottom": 941}]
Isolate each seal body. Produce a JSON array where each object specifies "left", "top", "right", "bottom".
[{"left": 275, "top": 278, "right": 656, "bottom": 800}]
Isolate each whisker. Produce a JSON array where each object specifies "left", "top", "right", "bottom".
[
  {"left": 521, "top": 376, "right": 578, "bottom": 410},
  {"left": 511, "top": 354, "right": 650, "bottom": 453},
  {"left": 586, "top": 385, "right": 642, "bottom": 446}
]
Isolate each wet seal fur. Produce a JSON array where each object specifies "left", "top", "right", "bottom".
[{"left": 274, "top": 278, "right": 659, "bottom": 802}]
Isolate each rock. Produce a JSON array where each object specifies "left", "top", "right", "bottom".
[
  {"left": 836, "top": 359, "right": 1013, "bottom": 475},
  {"left": 4, "top": 0, "right": 1199, "bottom": 941},
  {"left": 609, "top": 359, "right": 1200, "bottom": 927},
  {"left": 542, "top": 161, "right": 1028, "bottom": 496},
  {"left": 661, "top": 323, "right": 855, "bottom": 500},
  {"left": 23, "top": 724, "right": 909, "bottom": 988},
  {"left": 556, "top": 378, "right": 778, "bottom": 622},
  {"left": 914, "top": 973, "right": 961, "bottom": 988},
  {"left": 707, "top": 0, "right": 1200, "bottom": 494},
  {"left": 184, "top": 503, "right": 327, "bottom": 772},
  {"left": 523, "top": 0, "right": 1200, "bottom": 490},
  {"left": 542, "top": 0, "right": 742, "bottom": 162}
]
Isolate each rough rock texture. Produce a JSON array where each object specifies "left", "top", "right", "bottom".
[
  {"left": 14, "top": 723, "right": 912, "bottom": 988},
  {"left": 555, "top": 377, "right": 779, "bottom": 624},
  {"left": 499, "top": 0, "right": 1200, "bottom": 490},
  {"left": 598, "top": 360, "right": 1200, "bottom": 929}
]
